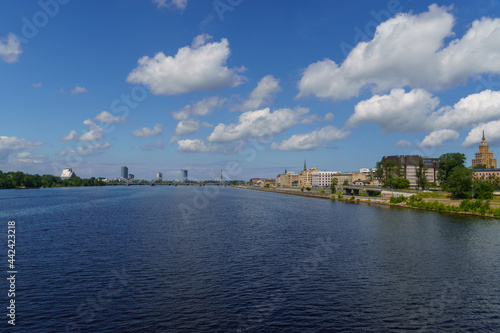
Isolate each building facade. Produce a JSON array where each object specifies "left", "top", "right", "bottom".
[
  {"left": 298, "top": 168, "right": 320, "bottom": 188},
  {"left": 311, "top": 171, "right": 341, "bottom": 188},
  {"left": 180, "top": 169, "right": 188, "bottom": 183},
  {"left": 380, "top": 155, "right": 439, "bottom": 187},
  {"left": 276, "top": 172, "right": 299, "bottom": 188},
  {"left": 156, "top": 172, "right": 163, "bottom": 181},
  {"left": 332, "top": 173, "right": 353, "bottom": 186},
  {"left": 474, "top": 169, "right": 500, "bottom": 179},
  {"left": 61, "top": 168, "right": 77, "bottom": 180},
  {"left": 121, "top": 166, "right": 128, "bottom": 179},
  {"left": 472, "top": 132, "right": 497, "bottom": 169}
]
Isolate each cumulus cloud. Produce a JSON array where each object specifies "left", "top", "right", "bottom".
[
  {"left": 324, "top": 113, "right": 335, "bottom": 121},
  {"left": 297, "top": 5, "right": 500, "bottom": 101},
  {"left": 141, "top": 140, "right": 165, "bottom": 151},
  {"left": 127, "top": 34, "right": 245, "bottom": 95},
  {"left": 60, "top": 130, "right": 78, "bottom": 141},
  {"left": 270, "top": 126, "right": 349, "bottom": 151},
  {"left": 71, "top": 85, "right": 87, "bottom": 95},
  {"left": 347, "top": 88, "right": 500, "bottom": 134},
  {"left": 463, "top": 121, "right": 500, "bottom": 147},
  {"left": 172, "top": 96, "right": 225, "bottom": 120},
  {"left": 132, "top": 123, "right": 163, "bottom": 138},
  {"left": 207, "top": 107, "right": 309, "bottom": 143},
  {"left": 0, "top": 34, "right": 22, "bottom": 63},
  {"left": 153, "top": 0, "right": 186, "bottom": 10},
  {"left": 418, "top": 129, "right": 459, "bottom": 148},
  {"left": 177, "top": 139, "right": 220, "bottom": 153},
  {"left": 175, "top": 119, "right": 200, "bottom": 136},
  {"left": 95, "top": 111, "right": 125, "bottom": 124},
  {"left": 80, "top": 120, "right": 104, "bottom": 141},
  {"left": 233, "top": 75, "right": 281, "bottom": 111},
  {"left": 58, "top": 142, "right": 111, "bottom": 157},
  {"left": 347, "top": 88, "right": 439, "bottom": 132},
  {"left": 32, "top": 83, "right": 42, "bottom": 88},
  {"left": 16, "top": 152, "right": 45, "bottom": 164},
  {"left": 395, "top": 140, "right": 413, "bottom": 147},
  {"left": 0, "top": 136, "right": 42, "bottom": 160},
  {"left": 428, "top": 90, "right": 500, "bottom": 129}
]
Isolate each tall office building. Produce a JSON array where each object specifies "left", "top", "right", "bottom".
[
  {"left": 121, "top": 166, "right": 128, "bottom": 179},
  {"left": 472, "top": 131, "right": 497, "bottom": 169},
  {"left": 156, "top": 172, "right": 163, "bottom": 181},
  {"left": 180, "top": 169, "right": 188, "bottom": 183}
]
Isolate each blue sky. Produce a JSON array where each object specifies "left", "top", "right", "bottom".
[{"left": 1, "top": 0, "right": 500, "bottom": 180}]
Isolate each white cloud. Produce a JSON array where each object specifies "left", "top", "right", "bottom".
[
  {"left": 141, "top": 140, "right": 165, "bottom": 151},
  {"left": 95, "top": 111, "right": 125, "bottom": 124},
  {"left": 0, "top": 34, "right": 22, "bottom": 63},
  {"left": 270, "top": 126, "right": 349, "bottom": 151},
  {"left": 324, "top": 113, "right": 335, "bottom": 121},
  {"left": 175, "top": 119, "right": 200, "bottom": 136},
  {"left": 428, "top": 90, "right": 500, "bottom": 129},
  {"left": 348, "top": 88, "right": 500, "bottom": 134},
  {"left": 177, "top": 139, "right": 220, "bottom": 153},
  {"left": 60, "top": 130, "right": 78, "bottom": 141},
  {"left": 127, "top": 34, "right": 245, "bottom": 95},
  {"left": 153, "top": 0, "right": 187, "bottom": 10},
  {"left": 207, "top": 107, "right": 309, "bottom": 143},
  {"left": 71, "top": 85, "right": 87, "bottom": 95},
  {"left": 79, "top": 120, "right": 104, "bottom": 141},
  {"left": 301, "top": 114, "right": 322, "bottom": 124},
  {"left": 463, "top": 121, "right": 500, "bottom": 147},
  {"left": 297, "top": 5, "right": 500, "bottom": 101},
  {"left": 233, "top": 75, "right": 281, "bottom": 111},
  {"left": 395, "top": 140, "right": 413, "bottom": 147},
  {"left": 32, "top": 83, "right": 42, "bottom": 88},
  {"left": 347, "top": 88, "right": 439, "bottom": 132},
  {"left": 132, "top": 123, "right": 164, "bottom": 138},
  {"left": 59, "top": 142, "right": 111, "bottom": 157},
  {"left": 16, "top": 152, "right": 45, "bottom": 164},
  {"left": 418, "top": 129, "right": 459, "bottom": 148},
  {"left": 172, "top": 96, "right": 225, "bottom": 120},
  {"left": 0, "top": 136, "right": 42, "bottom": 160}
]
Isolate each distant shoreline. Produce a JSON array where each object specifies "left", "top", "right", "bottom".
[{"left": 237, "top": 186, "right": 500, "bottom": 220}]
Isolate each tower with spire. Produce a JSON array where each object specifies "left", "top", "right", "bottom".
[
  {"left": 304, "top": 159, "right": 307, "bottom": 171},
  {"left": 472, "top": 131, "right": 497, "bottom": 169}
]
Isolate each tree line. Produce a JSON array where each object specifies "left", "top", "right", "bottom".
[
  {"left": 374, "top": 153, "right": 500, "bottom": 199},
  {"left": 0, "top": 170, "right": 106, "bottom": 189}
]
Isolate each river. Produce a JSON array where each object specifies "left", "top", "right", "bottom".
[{"left": 0, "top": 186, "right": 499, "bottom": 332}]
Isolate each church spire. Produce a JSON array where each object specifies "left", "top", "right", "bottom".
[
  {"left": 304, "top": 159, "right": 306, "bottom": 171},
  {"left": 483, "top": 130, "right": 485, "bottom": 141}
]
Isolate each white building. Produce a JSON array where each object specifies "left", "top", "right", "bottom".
[
  {"left": 311, "top": 171, "right": 341, "bottom": 188},
  {"left": 359, "top": 168, "right": 372, "bottom": 175},
  {"left": 61, "top": 168, "right": 77, "bottom": 180}
]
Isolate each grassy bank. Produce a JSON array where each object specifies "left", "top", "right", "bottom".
[{"left": 238, "top": 186, "right": 500, "bottom": 219}]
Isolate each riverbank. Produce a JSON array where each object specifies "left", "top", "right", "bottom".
[{"left": 237, "top": 186, "right": 500, "bottom": 219}]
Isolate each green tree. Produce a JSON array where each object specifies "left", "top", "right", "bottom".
[
  {"left": 487, "top": 174, "right": 500, "bottom": 190},
  {"left": 443, "top": 166, "right": 473, "bottom": 199},
  {"left": 385, "top": 177, "right": 410, "bottom": 189},
  {"left": 374, "top": 161, "right": 385, "bottom": 182},
  {"left": 415, "top": 156, "right": 427, "bottom": 190},
  {"left": 473, "top": 180, "right": 494, "bottom": 200},
  {"left": 343, "top": 179, "right": 349, "bottom": 186},
  {"left": 330, "top": 178, "right": 338, "bottom": 194},
  {"left": 375, "top": 159, "right": 403, "bottom": 183},
  {"left": 438, "top": 153, "right": 466, "bottom": 183},
  {"left": 473, "top": 164, "right": 487, "bottom": 169}
]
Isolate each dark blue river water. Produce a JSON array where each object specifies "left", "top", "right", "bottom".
[{"left": 1, "top": 186, "right": 499, "bottom": 332}]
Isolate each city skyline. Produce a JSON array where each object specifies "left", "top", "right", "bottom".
[{"left": 1, "top": 1, "right": 500, "bottom": 180}]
